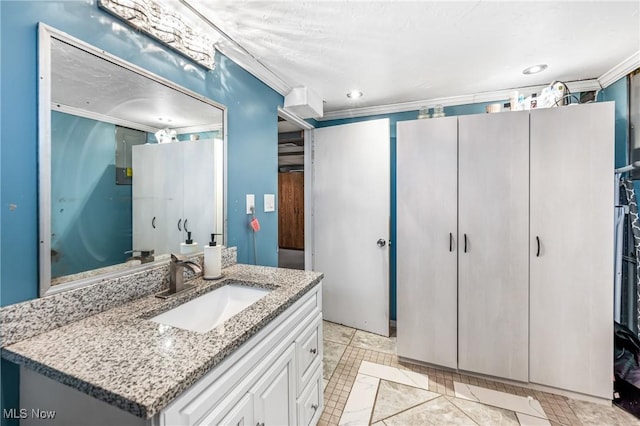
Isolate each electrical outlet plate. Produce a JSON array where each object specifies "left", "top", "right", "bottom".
[
  {"left": 246, "top": 194, "right": 255, "bottom": 214},
  {"left": 264, "top": 194, "right": 275, "bottom": 212}
]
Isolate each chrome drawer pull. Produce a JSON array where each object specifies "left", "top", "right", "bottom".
[
  {"left": 310, "top": 348, "right": 317, "bottom": 354},
  {"left": 311, "top": 403, "right": 319, "bottom": 411}
]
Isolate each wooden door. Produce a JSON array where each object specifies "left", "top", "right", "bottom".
[
  {"left": 313, "top": 119, "right": 390, "bottom": 336},
  {"left": 458, "top": 111, "right": 530, "bottom": 382},
  {"left": 278, "top": 172, "right": 305, "bottom": 249},
  {"left": 529, "top": 103, "right": 614, "bottom": 398},
  {"left": 396, "top": 117, "right": 459, "bottom": 369}
]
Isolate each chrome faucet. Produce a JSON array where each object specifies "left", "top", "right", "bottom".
[{"left": 164, "top": 253, "right": 202, "bottom": 297}]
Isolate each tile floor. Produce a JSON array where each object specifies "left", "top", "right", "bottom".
[{"left": 319, "top": 320, "right": 640, "bottom": 426}]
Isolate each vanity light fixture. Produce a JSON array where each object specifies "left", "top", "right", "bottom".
[
  {"left": 522, "top": 64, "right": 548, "bottom": 75},
  {"left": 98, "top": 0, "right": 218, "bottom": 70},
  {"left": 347, "top": 90, "right": 363, "bottom": 99}
]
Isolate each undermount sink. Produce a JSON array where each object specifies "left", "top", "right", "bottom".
[{"left": 150, "top": 284, "right": 271, "bottom": 333}]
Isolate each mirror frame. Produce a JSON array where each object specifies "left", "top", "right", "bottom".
[{"left": 38, "top": 23, "right": 227, "bottom": 296}]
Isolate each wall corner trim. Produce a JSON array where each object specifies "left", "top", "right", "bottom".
[{"left": 599, "top": 51, "right": 640, "bottom": 89}]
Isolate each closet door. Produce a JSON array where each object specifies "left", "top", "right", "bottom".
[
  {"left": 132, "top": 144, "right": 156, "bottom": 252},
  {"left": 159, "top": 142, "right": 184, "bottom": 254},
  {"left": 132, "top": 144, "right": 167, "bottom": 255},
  {"left": 183, "top": 139, "right": 216, "bottom": 248},
  {"left": 458, "top": 111, "right": 529, "bottom": 382},
  {"left": 529, "top": 103, "right": 614, "bottom": 398},
  {"left": 396, "top": 117, "right": 458, "bottom": 369}
]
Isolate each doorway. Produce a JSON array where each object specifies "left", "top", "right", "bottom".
[{"left": 278, "top": 113, "right": 305, "bottom": 270}]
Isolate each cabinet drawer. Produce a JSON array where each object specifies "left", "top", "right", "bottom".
[
  {"left": 296, "top": 313, "right": 322, "bottom": 393},
  {"left": 297, "top": 362, "right": 323, "bottom": 426}
]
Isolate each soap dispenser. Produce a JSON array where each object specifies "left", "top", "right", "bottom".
[
  {"left": 204, "top": 233, "right": 223, "bottom": 280},
  {"left": 179, "top": 231, "right": 199, "bottom": 255}
]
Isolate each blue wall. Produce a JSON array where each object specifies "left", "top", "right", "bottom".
[
  {"left": 51, "top": 112, "right": 132, "bottom": 278},
  {"left": 1, "top": 1, "right": 282, "bottom": 421},
  {"left": 598, "top": 77, "right": 629, "bottom": 169}
]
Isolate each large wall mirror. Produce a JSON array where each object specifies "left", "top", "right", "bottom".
[{"left": 39, "top": 24, "right": 226, "bottom": 296}]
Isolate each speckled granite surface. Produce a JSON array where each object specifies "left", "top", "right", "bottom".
[
  {"left": 0, "top": 247, "right": 237, "bottom": 347},
  {"left": 2, "top": 263, "right": 322, "bottom": 419}
]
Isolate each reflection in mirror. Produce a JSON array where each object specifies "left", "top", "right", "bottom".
[{"left": 39, "top": 24, "right": 225, "bottom": 295}]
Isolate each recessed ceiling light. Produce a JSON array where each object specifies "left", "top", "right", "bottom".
[
  {"left": 522, "top": 64, "right": 548, "bottom": 75},
  {"left": 347, "top": 90, "right": 363, "bottom": 99}
]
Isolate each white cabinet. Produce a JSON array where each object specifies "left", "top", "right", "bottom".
[
  {"left": 132, "top": 139, "right": 219, "bottom": 256},
  {"left": 297, "top": 364, "right": 323, "bottom": 426},
  {"left": 396, "top": 117, "right": 458, "bottom": 369},
  {"left": 396, "top": 112, "right": 529, "bottom": 380},
  {"left": 529, "top": 103, "right": 614, "bottom": 399},
  {"left": 252, "top": 344, "right": 296, "bottom": 426},
  {"left": 458, "top": 111, "right": 530, "bottom": 382},
  {"left": 215, "top": 393, "right": 253, "bottom": 426},
  {"left": 396, "top": 103, "right": 614, "bottom": 399}
]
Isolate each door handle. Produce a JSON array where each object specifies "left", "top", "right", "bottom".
[
  {"left": 177, "top": 219, "right": 182, "bottom": 231},
  {"left": 377, "top": 239, "right": 386, "bottom": 247},
  {"left": 152, "top": 216, "right": 156, "bottom": 229},
  {"left": 449, "top": 232, "right": 453, "bottom": 252},
  {"left": 536, "top": 236, "right": 540, "bottom": 257},
  {"left": 184, "top": 219, "right": 189, "bottom": 232},
  {"left": 464, "top": 234, "right": 468, "bottom": 253}
]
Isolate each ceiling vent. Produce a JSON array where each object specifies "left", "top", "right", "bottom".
[{"left": 284, "top": 86, "right": 323, "bottom": 119}]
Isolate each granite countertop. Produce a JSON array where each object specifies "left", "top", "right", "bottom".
[{"left": 2, "top": 264, "right": 323, "bottom": 419}]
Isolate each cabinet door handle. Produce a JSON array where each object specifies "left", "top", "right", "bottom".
[
  {"left": 449, "top": 232, "right": 453, "bottom": 252},
  {"left": 464, "top": 234, "right": 468, "bottom": 253},
  {"left": 310, "top": 348, "right": 317, "bottom": 354},
  {"left": 311, "top": 404, "right": 319, "bottom": 411},
  {"left": 177, "top": 219, "right": 182, "bottom": 231},
  {"left": 536, "top": 236, "right": 540, "bottom": 257},
  {"left": 184, "top": 219, "right": 189, "bottom": 232},
  {"left": 152, "top": 216, "right": 156, "bottom": 229}
]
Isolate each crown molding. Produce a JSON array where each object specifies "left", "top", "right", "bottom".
[
  {"left": 319, "top": 79, "right": 601, "bottom": 121},
  {"left": 178, "top": 0, "right": 292, "bottom": 96},
  {"left": 215, "top": 40, "right": 292, "bottom": 96},
  {"left": 599, "top": 51, "right": 640, "bottom": 89}
]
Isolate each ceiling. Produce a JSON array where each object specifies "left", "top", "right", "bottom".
[{"left": 180, "top": 0, "right": 639, "bottom": 118}]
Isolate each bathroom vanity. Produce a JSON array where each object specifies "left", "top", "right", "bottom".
[{"left": 2, "top": 260, "right": 323, "bottom": 426}]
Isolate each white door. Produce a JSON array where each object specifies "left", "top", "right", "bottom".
[
  {"left": 529, "top": 103, "right": 614, "bottom": 398},
  {"left": 458, "top": 111, "right": 530, "bottom": 382},
  {"left": 132, "top": 144, "right": 156, "bottom": 252},
  {"left": 396, "top": 117, "right": 458, "bottom": 368},
  {"left": 183, "top": 139, "right": 216, "bottom": 248},
  {"left": 313, "top": 119, "right": 390, "bottom": 336},
  {"left": 160, "top": 142, "right": 184, "bottom": 254}
]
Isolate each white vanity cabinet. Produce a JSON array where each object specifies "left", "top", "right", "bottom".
[
  {"left": 20, "top": 284, "right": 323, "bottom": 426},
  {"left": 132, "top": 139, "right": 219, "bottom": 255}
]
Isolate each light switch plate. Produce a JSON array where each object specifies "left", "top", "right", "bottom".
[
  {"left": 264, "top": 194, "right": 275, "bottom": 212},
  {"left": 246, "top": 194, "right": 255, "bottom": 214}
]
